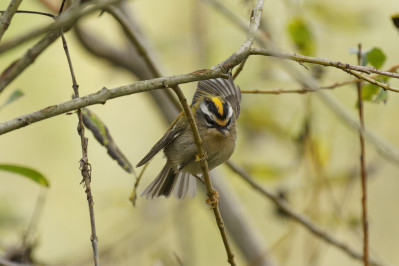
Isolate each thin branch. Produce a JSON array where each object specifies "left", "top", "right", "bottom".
[
  {"left": 241, "top": 80, "right": 354, "bottom": 94},
  {"left": 0, "top": 71, "right": 224, "bottom": 135},
  {"left": 21, "top": 188, "right": 46, "bottom": 255},
  {"left": 2, "top": 10, "right": 56, "bottom": 18},
  {"left": 316, "top": 89, "right": 399, "bottom": 163},
  {"left": 104, "top": 5, "right": 181, "bottom": 111},
  {"left": 0, "top": 0, "right": 24, "bottom": 42},
  {"left": 0, "top": 30, "right": 61, "bottom": 93},
  {"left": 0, "top": 0, "right": 121, "bottom": 54},
  {"left": 58, "top": 2, "right": 100, "bottom": 263},
  {"left": 216, "top": 0, "right": 265, "bottom": 72},
  {"left": 171, "top": 86, "right": 236, "bottom": 265},
  {"left": 129, "top": 162, "right": 147, "bottom": 207},
  {"left": 356, "top": 44, "right": 369, "bottom": 266},
  {"left": 249, "top": 48, "right": 399, "bottom": 92},
  {"left": 205, "top": 0, "right": 269, "bottom": 47},
  {"left": 226, "top": 161, "right": 384, "bottom": 266},
  {"left": 232, "top": 57, "right": 248, "bottom": 80}
]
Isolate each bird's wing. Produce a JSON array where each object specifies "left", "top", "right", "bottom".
[
  {"left": 192, "top": 74, "right": 241, "bottom": 118},
  {"left": 136, "top": 115, "right": 186, "bottom": 167}
]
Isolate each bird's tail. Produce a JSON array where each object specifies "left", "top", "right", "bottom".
[{"left": 141, "top": 163, "right": 197, "bottom": 199}]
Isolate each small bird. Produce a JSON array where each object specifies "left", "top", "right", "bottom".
[{"left": 137, "top": 74, "right": 241, "bottom": 199}]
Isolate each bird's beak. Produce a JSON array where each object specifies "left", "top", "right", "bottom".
[{"left": 217, "top": 128, "right": 227, "bottom": 136}]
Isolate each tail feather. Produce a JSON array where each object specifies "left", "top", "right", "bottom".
[{"left": 141, "top": 163, "right": 197, "bottom": 199}]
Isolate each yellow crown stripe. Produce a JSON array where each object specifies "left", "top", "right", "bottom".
[{"left": 211, "top": 97, "right": 224, "bottom": 116}]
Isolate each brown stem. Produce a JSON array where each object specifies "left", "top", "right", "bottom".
[
  {"left": 0, "top": 0, "right": 24, "bottom": 42},
  {"left": 356, "top": 44, "right": 369, "bottom": 266},
  {"left": 226, "top": 161, "right": 383, "bottom": 266},
  {"left": 59, "top": 2, "right": 100, "bottom": 264}
]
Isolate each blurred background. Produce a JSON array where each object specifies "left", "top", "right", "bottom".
[{"left": 1, "top": 0, "right": 399, "bottom": 265}]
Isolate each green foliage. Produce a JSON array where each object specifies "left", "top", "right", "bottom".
[
  {"left": 0, "top": 89, "right": 23, "bottom": 111},
  {"left": 350, "top": 47, "right": 389, "bottom": 103},
  {"left": 365, "top": 47, "right": 386, "bottom": 69},
  {"left": 362, "top": 83, "right": 380, "bottom": 101},
  {"left": 82, "top": 108, "right": 133, "bottom": 173},
  {"left": 0, "top": 164, "right": 49, "bottom": 187},
  {"left": 287, "top": 17, "right": 315, "bottom": 56}
]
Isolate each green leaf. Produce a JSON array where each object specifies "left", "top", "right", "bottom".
[
  {"left": 82, "top": 108, "right": 133, "bottom": 173},
  {"left": 366, "top": 47, "right": 386, "bottom": 69},
  {"left": 0, "top": 164, "right": 49, "bottom": 187},
  {"left": 287, "top": 17, "right": 315, "bottom": 56},
  {"left": 362, "top": 83, "right": 380, "bottom": 101},
  {"left": 0, "top": 90, "right": 23, "bottom": 111},
  {"left": 361, "top": 83, "right": 388, "bottom": 104}
]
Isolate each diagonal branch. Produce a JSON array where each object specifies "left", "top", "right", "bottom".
[
  {"left": 0, "top": 71, "right": 225, "bottom": 135},
  {"left": 0, "top": 0, "right": 24, "bottom": 41},
  {"left": 226, "top": 161, "right": 384, "bottom": 266},
  {"left": 0, "top": 0, "right": 120, "bottom": 53},
  {"left": 249, "top": 48, "right": 399, "bottom": 92}
]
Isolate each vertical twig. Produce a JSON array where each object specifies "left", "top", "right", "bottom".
[
  {"left": 357, "top": 43, "right": 369, "bottom": 266},
  {"left": 0, "top": 0, "right": 24, "bottom": 42},
  {"left": 171, "top": 86, "right": 236, "bottom": 266},
  {"left": 58, "top": 1, "right": 99, "bottom": 265}
]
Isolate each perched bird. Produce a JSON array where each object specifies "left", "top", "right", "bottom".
[{"left": 137, "top": 74, "right": 241, "bottom": 199}]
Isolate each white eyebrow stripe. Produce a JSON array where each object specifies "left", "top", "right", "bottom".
[
  {"left": 226, "top": 105, "right": 233, "bottom": 119},
  {"left": 200, "top": 102, "right": 214, "bottom": 118}
]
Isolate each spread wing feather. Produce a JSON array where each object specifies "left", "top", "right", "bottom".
[
  {"left": 192, "top": 74, "right": 241, "bottom": 118},
  {"left": 136, "top": 116, "right": 185, "bottom": 167}
]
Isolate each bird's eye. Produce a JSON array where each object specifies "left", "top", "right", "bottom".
[{"left": 204, "top": 114, "right": 214, "bottom": 127}]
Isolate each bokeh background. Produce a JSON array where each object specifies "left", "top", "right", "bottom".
[{"left": 1, "top": 0, "right": 399, "bottom": 265}]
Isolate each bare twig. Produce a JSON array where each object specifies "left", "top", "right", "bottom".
[
  {"left": 0, "top": 28, "right": 61, "bottom": 93},
  {"left": 226, "top": 160, "right": 384, "bottom": 266},
  {"left": 249, "top": 47, "right": 399, "bottom": 81},
  {"left": 241, "top": 80, "right": 353, "bottom": 94},
  {"left": 172, "top": 86, "right": 237, "bottom": 265},
  {"left": 129, "top": 162, "right": 147, "bottom": 207},
  {"left": 0, "top": 0, "right": 23, "bottom": 41},
  {"left": 21, "top": 188, "right": 46, "bottom": 258},
  {"left": 0, "top": 0, "right": 120, "bottom": 53},
  {"left": 249, "top": 48, "right": 399, "bottom": 92},
  {"left": 104, "top": 6, "right": 180, "bottom": 111},
  {"left": 205, "top": 0, "right": 269, "bottom": 47},
  {"left": 0, "top": 71, "right": 226, "bottom": 135},
  {"left": 216, "top": 0, "right": 264, "bottom": 72},
  {"left": 58, "top": 2, "right": 99, "bottom": 264},
  {"left": 232, "top": 57, "right": 248, "bottom": 80},
  {"left": 356, "top": 44, "right": 369, "bottom": 266}
]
